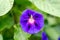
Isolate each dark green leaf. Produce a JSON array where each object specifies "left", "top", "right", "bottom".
[{"left": 0, "top": 14, "right": 14, "bottom": 31}]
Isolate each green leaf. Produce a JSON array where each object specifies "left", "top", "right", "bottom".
[
  {"left": 2, "top": 27, "right": 14, "bottom": 40},
  {"left": 29, "top": 0, "right": 60, "bottom": 17},
  {"left": 47, "top": 16, "right": 57, "bottom": 25},
  {"left": 53, "top": 25, "right": 60, "bottom": 35},
  {"left": 0, "top": 14, "right": 14, "bottom": 31},
  {"left": 0, "top": 0, "right": 14, "bottom": 16},
  {"left": 0, "top": 34, "right": 3, "bottom": 40},
  {"left": 45, "top": 27, "right": 59, "bottom": 40},
  {"left": 14, "top": 24, "right": 31, "bottom": 40},
  {"left": 15, "top": 0, "right": 31, "bottom": 6}
]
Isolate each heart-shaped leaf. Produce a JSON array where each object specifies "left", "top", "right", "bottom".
[
  {"left": 29, "top": 0, "right": 60, "bottom": 17},
  {"left": 0, "top": 0, "right": 14, "bottom": 16}
]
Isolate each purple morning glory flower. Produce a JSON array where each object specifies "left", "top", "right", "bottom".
[
  {"left": 20, "top": 9, "right": 44, "bottom": 34},
  {"left": 42, "top": 32, "right": 48, "bottom": 40}
]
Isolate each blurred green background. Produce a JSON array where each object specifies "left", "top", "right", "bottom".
[{"left": 0, "top": 0, "right": 60, "bottom": 40}]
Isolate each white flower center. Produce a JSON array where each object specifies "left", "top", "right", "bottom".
[{"left": 28, "top": 15, "right": 35, "bottom": 24}]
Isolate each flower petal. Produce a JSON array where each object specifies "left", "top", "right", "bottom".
[{"left": 42, "top": 32, "right": 48, "bottom": 40}]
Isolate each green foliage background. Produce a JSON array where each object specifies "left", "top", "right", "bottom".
[{"left": 0, "top": 0, "right": 60, "bottom": 40}]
